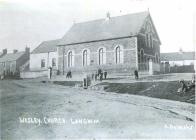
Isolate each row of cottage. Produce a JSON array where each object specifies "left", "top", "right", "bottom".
[{"left": 0, "top": 11, "right": 195, "bottom": 78}]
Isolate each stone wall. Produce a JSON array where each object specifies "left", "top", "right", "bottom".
[{"left": 58, "top": 37, "right": 137, "bottom": 75}]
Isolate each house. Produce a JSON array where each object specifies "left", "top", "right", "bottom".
[
  {"left": 30, "top": 39, "right": 59, "bottom": 71},
  {"left": 57, "top": 11, "right": 161, "bottom": 75},
  {"left": 160, "top": 51, "right": 195, "bottom": 66},
  {"left": 160, "top": 51, "right": 195, "bottom": 73},
  {"left": 0, "top": 49, "right": 7, "bottom": 58},
  {"left": 0, "top": 48, "right": 30, "bottom": 77}
]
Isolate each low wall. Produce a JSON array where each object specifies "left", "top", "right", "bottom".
[
  {"left": 152, "top": 63, "right": 160, "bottom": 72},
  {"left": 20, "top": 69, "right": 58, "bottom": 78},
  {"left": 20, "top": 70, "right": 48, "bottom": 78},
  {"left": 62, "top": 64, "right": 136, "bottom": 75}
]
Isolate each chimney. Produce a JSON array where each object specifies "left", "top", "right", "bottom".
[
  {"left": 105, "top": 12, "right": 111, "bottom": 21},
  {"left": 179, "top": 48, "right": 183, "bottom": 54},
  {"left": 3, "top": 49, "right": 7, "bottom": 55},
  {"left": 13, "top": 49, "right": 18, "bottom": 54},
  {"left": 25, "top": 47, "right": 30, "bottom": 53},
  {"left": 25, "top": 47, "right": 30, "bottom": 58}
]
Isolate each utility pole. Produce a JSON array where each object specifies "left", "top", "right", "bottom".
[{"left": 63, "top": 48, "right": 65, "bottom": 75}]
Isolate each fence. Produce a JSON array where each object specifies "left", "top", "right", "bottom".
[
  {"left": 138, "top": 63, "right": 149, "bottom": 71},
  {"left": 160, "top": 63, "right": 195, "bottom": 74},
  {"left": 138, "top": 62, "right": 160, "bottom": 75}
]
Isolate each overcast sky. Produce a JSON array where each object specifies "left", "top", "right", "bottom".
[{"left": 0, "top": 0, "right": 195, "bottom": 53}]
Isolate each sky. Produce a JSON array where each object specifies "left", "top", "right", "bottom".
[{"left": 0, "top": 0, "right": 195, "bottom": 53}]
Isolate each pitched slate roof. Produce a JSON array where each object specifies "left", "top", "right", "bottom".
[
  {"left": 58, "top": 11, "right": 149, "bottom": 45},
  {"left": 31, "top": 39, "right": 60, "bottom": 54},
  {"left": 0, "top": 51, "right": 25, "bottom": 62},
  {"left": 160, "top": 52, "right": 195, "bottom": 61}
]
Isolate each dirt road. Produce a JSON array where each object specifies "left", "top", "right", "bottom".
[{"left": 0, "top": 80, "right": 195, "bottom": 139}]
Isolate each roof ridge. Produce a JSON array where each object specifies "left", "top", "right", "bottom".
[
  {"left": 59, "top": 11, "right": 150, "bottom": 45},
  {"left": 4, "top": 51, "right": 25, "bottom": 55},
  {"left": 43, "top": 39, "right": 60, "bottom": 43},
  {"left": 74, "top": 11, "right": 149, "bottom": 25},
  {"left": 161, "top": 51, "right": 195, "bottom": 54}
]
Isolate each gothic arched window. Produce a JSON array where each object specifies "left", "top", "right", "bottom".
[
  {"left": 83, "top": 49, "right": 89, "bottom": 66},
  {"left": 68, "top": 51, "right": 73, "bottom": 67},
  {"left": 140, "top": 49, "right": 144, "bottom": 63},
  {"left": 146, "top": 23, "right": 153, "bottom": 48},
  {"left": 115, "top": 46, "right": 121, "bottom": 64},
  {"left": 99, "top": 48, "right": 104, "bottom": 65},
  {"left": 155, "top": 53, "right": 159, "bottom": 63}
]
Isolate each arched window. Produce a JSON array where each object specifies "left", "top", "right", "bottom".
[
  {"left": 83, "top": 49, "right": 89, "bottom": 66},
  {"left": 115, "top": 45, "right": 123, "bottom": 64},
  {"left": 146, "top": 22, "right": 153, "bottom": 48},
  {"left": 68, "top": 51, "right": 73, "bottom": 67},
  {"left": 140, "top": 49, "right": 144, "bottom": 63},
  {"left": 115, "top": 46, "right": 120, "bottom": 64},
  {"left": 99, "top": 48, "right": 104, "bottom": 65}
]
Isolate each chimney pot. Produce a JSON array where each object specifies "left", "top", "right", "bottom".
[
  {"left": 105, "top": 12, "right": 111, "bottom": 20},
  {"left": 13, "top": 49, "right": 18, "bottom": 54},
  {"left": 3, "top": 49, "right": 7, "bottom": 55},
  {"left": 25, "top": 47, "right": 30, "bottom": 53}
]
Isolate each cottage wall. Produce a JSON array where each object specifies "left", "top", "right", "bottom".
[
  {"left": 30, "top": 51, "right": 57, "bottom": 71},
  {"left": 58, "top": 37, "right": 138, "bottom": 74}
]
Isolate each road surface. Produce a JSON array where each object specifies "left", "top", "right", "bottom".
[{"left": 0, "top": 79, "right": 195, "bottom": 139}]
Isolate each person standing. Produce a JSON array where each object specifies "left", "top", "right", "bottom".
[
  {"left": 91, "top": 73, "right": 94, "bottom": 81},
  {"left": 100, "top": 72, "right": 103, "bottom": 81},
  {"left": 104, "top": 71, "right": 107, "bottom": 79},
  {"left": 98, "top": 68, "right": 102, "bottom": 77},
  {"left": 134, "top": 70, "right": 139, "bottom": 80},
  {"left": 95, "top": 72, "right": 98, "bottom": 81},
  {"left": 48, "top": 67, "right": 52, "bottom": 79}
]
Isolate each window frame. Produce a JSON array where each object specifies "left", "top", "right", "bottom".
[
  {"left": 115, "top": 46, "right": 121, "bottom": 64},
  {"left": 68, "top": 51, "right": 73, "bottom": 67},
  {"left": 140, "top": 49, "right": 144, "bottom": 63},
  {"left": 41, "top": 59, "right": 45, "bottom": 68},
  {"left": 83, "top": 49, "right": 88, "bottom": 66},
  {"left": 98, "top": 48, "right": 104, "bottom": 65},
  {"left": 52, "top": 58, "right": 56, "bottom": 67}
]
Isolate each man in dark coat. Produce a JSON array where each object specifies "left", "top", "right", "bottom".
[
  {"left": 104, "top": 71, "right": 107, "bottom": 79},
  {"left": 134, "top": 70, "right": 139, "bottom": 80}
]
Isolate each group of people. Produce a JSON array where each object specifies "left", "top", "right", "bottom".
[
  {"left": 91, "top": 68, "right": 107, "bottom": 81},
  {"left": 178, "top": 75, "right": 195, "bottom": 93}
]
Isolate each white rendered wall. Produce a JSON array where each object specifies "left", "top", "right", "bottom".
[{"left": 30, "top": 51, "right": 58, "bottom": 71}]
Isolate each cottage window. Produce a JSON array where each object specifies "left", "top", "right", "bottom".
[
  {"left": 52, "top": 58, "right": 56, "bottom": 67},
  {"left": 68, "top": 51, "right": 73, "bottom": 67},
  {"left": 41, "top": 59, "right": 45, "bottom": 68}
]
